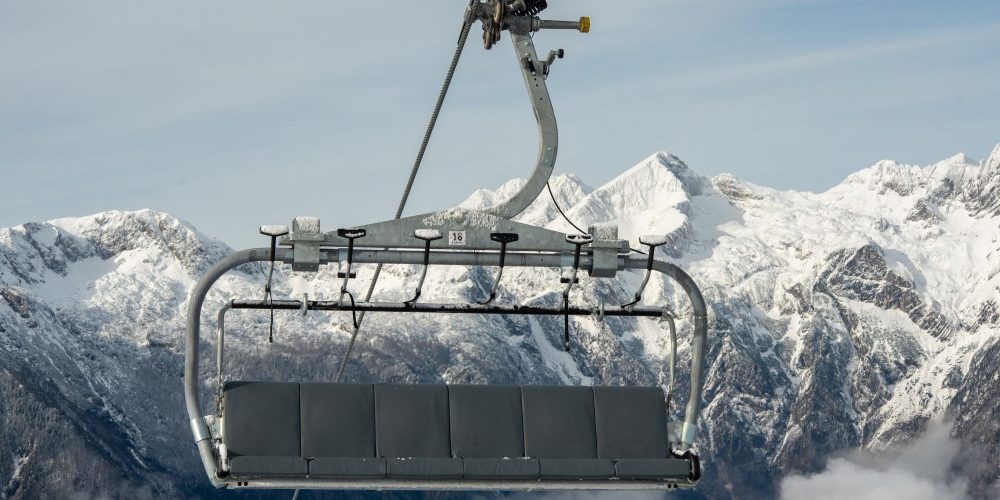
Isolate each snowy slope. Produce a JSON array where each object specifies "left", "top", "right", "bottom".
[{"left": 1, "top": 146, "right": 998, "bottom": 499}]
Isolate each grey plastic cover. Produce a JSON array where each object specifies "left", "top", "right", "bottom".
[
  {"left": 522, "top": 386, "right": 597, "bottom": 458},
  {"left": 223, "top": 382, "right": 300, "bottom": 458},
  {"left": 593, "top": 386, "right": 669, "bottom": 458},
  {"left": 449, "top": 385, "right": 525, "bottom": 458},
  {"left": 387, "top": 458, "right": 464, "bottom": 479},
  {"left": 300, "top": 383, "right": 376, "bottom": 458},
  {"left": 538, "top": 458, "right": 616, "bottom": 479},
  {"left": 309, "top": 457, "right": 386, "bottom": 478},
  {"left": 229, "top": 456, "right": 308, "bottom": 476},
  {"left": 375, "top": 384, "right": 451, "bottom": 458},
  {"left": 463, "top": 458, "right": 540, "bottom": 479},
  {"left": 614, "top": 458, "right": 691, "bottom": 479}
]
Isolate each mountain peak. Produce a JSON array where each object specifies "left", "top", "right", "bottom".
[
  {"left": 969, "top": 143, "right": 1000, "bottom": 216},
  {"left": 836, "top": 152, "right": 981, "bottom": 199},
  {"left": 458, "top": 174, "right": 590, "bottom": 210},
  {"left": 48, "top": 209, "right": 231, "bottom": 274},
  {"left": 984, "top": 143, "right": 1000, "bottom": 173},
  {"left": 713, "top": 173, "right": 762, "bottom": 200},
  {"left": 459, "top": 178, "right": 527, "bottom": 211},
  {"left": 607, "top": 150, "right": 705, "bottom": 198}
]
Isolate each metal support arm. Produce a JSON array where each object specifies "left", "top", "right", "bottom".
[
  {"left": 483, "top": 31, "right": 558, "bottom": 219},
  {"left": 626, "top": 256, "right": 708, "bottom": 450}
]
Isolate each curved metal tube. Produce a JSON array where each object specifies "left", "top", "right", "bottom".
[
  {"left": 215, "top": 301, "right": 233, "bottom": 417},
  {"left": 186, "top": 248, "right": 709, "bottom": 486},
  {"left": 664, "top": 314, "right": 677, "bottom": 414},
  {"left": 483, "top": 31, "right": 557, "bottom": 219},
  {"left": 627, "top": 257, "right": 708, "bottom": 450},
  {"left": 185, "top": 248, "right": 273, "bottom": 487}
]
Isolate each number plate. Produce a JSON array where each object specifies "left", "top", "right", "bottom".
[{"left": 448, "top": 230, "right": 466, "bottom": 246}]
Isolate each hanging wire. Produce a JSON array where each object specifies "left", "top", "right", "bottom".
[
  {"left": 263, "top": 258, "right": 277, "bottom": 343},
  {"left": 546, "top": 181, "right": 587, "bottom": 234},
  {"left": 545, "top": 181, "right": 647, "bottom": 256}
]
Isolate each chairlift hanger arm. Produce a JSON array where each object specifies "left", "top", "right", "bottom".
[
  {"left": 183, "top": 1, "right": 711, "bottom": 490},
  {"left": 275, "top": 4, "right": 593, "bottom": 254},
  {"left": 483, "top": 28, "right": 556, "bottom": 219},
  {"left": 469, "top": 1, "right": 588, "bottom": 219}
]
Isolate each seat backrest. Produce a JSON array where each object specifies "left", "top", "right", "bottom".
[
  {"left": 593, "top": 386, "right": 669, "bottom": 458},
  {"left": 223, "top": 381, "right": 300, "bottom": 458},
  {"left": 521, "top": 385, "right": 598, "bottom": 458},
  {"left": 223, "top": 382, "right": 670, "bottom": 465},
  {"left": 300, "top": 383, "right": 376, "bottom": 458},
  {"left": 448, "top": 385, "right": 525, "bottom": 458},
  {"left": 374, "top": 384, "right": 451, "bottom": 458}
]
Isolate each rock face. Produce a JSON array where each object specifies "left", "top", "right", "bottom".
[{"left": 1, "top": 146, "right": 998, "bottom": 499}]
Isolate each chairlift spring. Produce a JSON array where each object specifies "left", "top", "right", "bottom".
[{"left": 510, "top": 0, "right": 548, "bottom": 16}]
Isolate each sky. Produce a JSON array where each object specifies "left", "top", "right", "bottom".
[{"left": 1, "top": 0, "right": 999, "bottom": 248}]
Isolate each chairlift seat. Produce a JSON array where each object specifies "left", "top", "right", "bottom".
[{"left": 220, "top": 381, "right": 693, "bottom": 485}]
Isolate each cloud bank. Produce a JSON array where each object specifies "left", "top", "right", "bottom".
[{"left": 780, "top": 421, "right": 969, "bottom": 500}]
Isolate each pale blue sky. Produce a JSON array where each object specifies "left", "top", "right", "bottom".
[{"left": 2, "top": 0, "right": 998, "bottom": 249}]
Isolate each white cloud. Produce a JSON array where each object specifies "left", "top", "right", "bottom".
[
  {"left": 780, "top": 421, "right": 969, "bottom": 500},
  {"left": 474, "top": 492, "right": 667, "bottom": 500}
]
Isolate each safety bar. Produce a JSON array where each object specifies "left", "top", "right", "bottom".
[
  {"left": 184, "top": 247, "right": 708, "bottom": 487},
  {"left": 215, "top": 299, "right": 680, "bottom": 417}
]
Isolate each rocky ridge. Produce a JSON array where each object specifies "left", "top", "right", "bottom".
[{"left": 1, "top": 145, "right": 998, "bottom": 498}]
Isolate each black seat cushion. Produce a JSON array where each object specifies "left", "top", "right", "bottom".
[
  {"left": 309, "top": 457, "right": 386, "bottom": 478},
  {"left": 614, "top": 458, "right": 691, "bottom": 479},
  {"left": 449, "top": 385, "right": 525, "bottom": 458},
  {"left": 229, "top": 456, "right": 308, "bottom": 476},
  {"left": 386, "top": 458, "right": 464, "bottom": 479},
  {"left": 538, "top": 458, "right": 615, "bottom": 479},
  {"left": 522, "top": 386, "right": 598, "bottom": 458},
  {"left": 593, "top": 386, "right": 669, "bottom": 458},
  {"left": 223, "top": 382, "right": 301, "bottom": 458},
  {"left": 300, "top": 383, "right": 376, "bottom": 458},
  {"left": 375, "top": 384, "right": 451, "bottom": 458},
  {"left": 463, "top": 458, "right": 540, "bottom": 479}
]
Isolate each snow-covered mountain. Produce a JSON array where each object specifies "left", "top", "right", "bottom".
[{"left": 1, "top": 145, "right": 998, "bottom": 499}]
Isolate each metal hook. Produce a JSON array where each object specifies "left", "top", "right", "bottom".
[
  {"left": 336, "top": 228, "right": 366, "bottom": 330},
  {"left": 336, "top": 228, "right": 367, "bottom": 300},
  {"left": 622, "top": 234, "right": 668, "bottom": 310},
  {"left": 259, "top": 225, "right": 289, "bottom": 343},
  {"left": 561, "top": 233, "right": 593, "bottom": 350},
  {"left": 477, "top": 232, "right": 519, "bottom": 305},
  {"left": 405, "top": 229, "right": 443, "bottom": 306}
]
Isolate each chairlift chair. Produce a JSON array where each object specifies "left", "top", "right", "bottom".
[{"left": 184, "top": 0, "right": 709, "bottom": 491}]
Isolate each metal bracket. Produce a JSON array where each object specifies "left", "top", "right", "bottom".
[
  {"left": 680, "top": 422, "right": 698, "bottom": 450},
  {"left": 191, "top": 416, "right": 212, "bottom": 443},
  {"left": 588, "top": 224, "right": 625, "bottom": 277},
  {"left": 289, "top": 217, "right": 323, "bottom": 272}
]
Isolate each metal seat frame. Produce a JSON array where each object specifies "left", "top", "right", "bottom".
[{"left": 183, "top": 1, "right": 709, "bottom": 490}]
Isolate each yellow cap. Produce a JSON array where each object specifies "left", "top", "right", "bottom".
[{"left": 579, "top": 16, "right": 591, "bottom": 33}]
